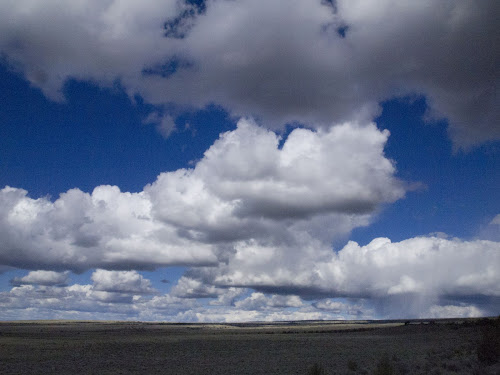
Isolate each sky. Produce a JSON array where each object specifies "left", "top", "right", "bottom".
[{"left": 0, "top": 0, "right": 499, "bottom": 322}]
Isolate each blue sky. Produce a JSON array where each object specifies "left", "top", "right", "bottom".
[{"left": 0, "top": 0, "right": 498, "bottom": 322}]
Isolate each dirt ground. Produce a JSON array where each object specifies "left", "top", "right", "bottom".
[{"left": 0, "top": 319, "right": 498, "bottom": 374}]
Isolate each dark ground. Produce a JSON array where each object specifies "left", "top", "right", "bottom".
[{"left": 0, "top": 319, "right": 499, "bottom": 374}]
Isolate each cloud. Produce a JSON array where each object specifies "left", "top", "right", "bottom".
[
  {"left": 234, "top": 292, "right": 304, "bottom": 310},
  {"left": 313, "top": 299, "right": 365, "bottom": 317},
  {"left": 91, "top": 269, "right": 156, "bottom": 294},
  {"left": 478, "top": 214, "right": 500, "bottom": 241},
  {"left": 491, "top": 215, "right": 500, "bottom": 226},
  {"left": 0, "top": 115, "right": 498, "bottom": 319},
  {"left": 0, "top": 0, "right": 180, "bottom": 99},
  {"left": 176, "top": 307, "right": 344, "bottom": 323},
  {"left": 427, "top": 304, "right": 484, "bottom": 319},
  {"left": 0, "top": 0, "right": 497, "bottom": 147},
  {"left": 144, "top": 293, "right": 200, "bottom": 315},
  {"left": 0, "top": 283, "right": 139, "bottom": 319},
  {"left": 142, "top": 112, "right": 177, "bottom": 138},
  {"left": 172, "top": 234, "right": 498, "bottom": 318},
  {"left": 208, "top": 287, "right": 246, "bottom": 306},
  {"left": 0, "top": 282, "right": 310, "bottom": 322},
  {"left": 208, "top": 236, "right": 500, "bottom": 304},
  {"left": 196, "top": 120, "right": 403, "bottom": 218},
  {"left": 0, "top": 185, "right": 218, "bottom": 271},
  {"left": 0, "top": 119, "right": 402, "bottom": 272},
  {"left": 170, "top": 276, "right": 222, "bottom": 298},
  {"left": 10, "top": 270, "right": 69, "bottom": 286},
  {"left": 0, "top": 272, "right": 493, "bottom": 321},
  {"left": 146, "top": 119, "right": 404, "bottom": 248}
]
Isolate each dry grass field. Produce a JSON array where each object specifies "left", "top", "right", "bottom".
[{"left": 0, "top": 318, "right": 498, "bottom": 374}]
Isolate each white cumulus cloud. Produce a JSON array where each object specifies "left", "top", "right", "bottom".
[
  {"left": 0, "top": 119, "right": 404, "bottom": 272},
  {"left": 234, "top": 292, "right": 304, "bottom": 311},
  {"left": 91, "top": 269, "right": 156, "bottom": 294},
  {"left": 10, "top": 270, "right": 69, "bottom": 286},
  {"left": 0, "top": 185, "right": 217, "bottom": 271},
  {"left": 209, "top": 236, "right": 500, "bottom": 304}
]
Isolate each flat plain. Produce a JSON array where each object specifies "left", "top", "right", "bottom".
[{"left": 0, "top": 319, "right": 498, "bottom": 374}]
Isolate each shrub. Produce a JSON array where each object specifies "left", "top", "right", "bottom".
[
  {"left": 476, "top": 321, "right": 500, "bottom": 365},
  {"left": 394, "top": 361, "right": 409, "bottom": 375},
  {"left": 307, "top": 363, "right": 327, "bottom": 375},
  {"left": 347, "top": 359, "right": 358, "bottom": 371},
  {"left": 373, "top": 353, "right": 394, "bottom": 375},
  {"left": 445, "top": 362, "right": 460, "bottom": 372}
]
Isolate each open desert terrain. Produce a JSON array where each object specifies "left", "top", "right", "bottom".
[{"left": 0, "top": 318, "right": 499, "bottom": 374}]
